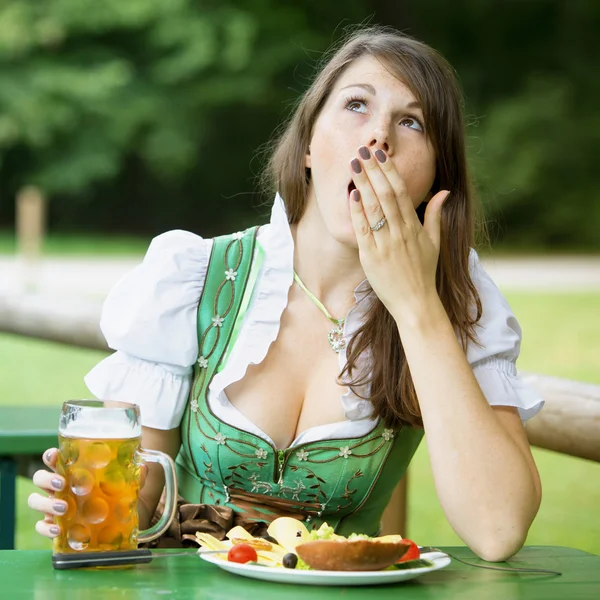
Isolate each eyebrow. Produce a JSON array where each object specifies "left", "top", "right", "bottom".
[{"left": 339, "top": 83, "right": 422, "bottom": 111}]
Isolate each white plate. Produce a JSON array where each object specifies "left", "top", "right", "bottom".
[{"left": 199, "top": 551, "right": 451, "bottom": 586}]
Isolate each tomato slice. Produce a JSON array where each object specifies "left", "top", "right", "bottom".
[
  {"left": 227, "top": 543, "right": 258, "bottom": 564},
  {"left": 398, "top": 539, "right": 420, "bottom": 562}
]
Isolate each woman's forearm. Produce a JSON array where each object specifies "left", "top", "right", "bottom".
[{"left": 392, "top": 295, "right": 541, "bottom": 561}]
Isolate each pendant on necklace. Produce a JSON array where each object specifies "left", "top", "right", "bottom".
[{"left": 328, "top": 324, "right": 346, "bottom": 353}]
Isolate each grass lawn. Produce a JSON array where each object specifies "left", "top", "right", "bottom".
[
  {"left": 0, "top": 231, "right": 149, "bottom": 256},
  {"left": 2, "top": 291, "right": 599, "bottom": 554}
]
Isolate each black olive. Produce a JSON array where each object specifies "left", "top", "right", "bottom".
[
  {"left": 282, "top": 553, "right": 298, "bottom": 569},
  {"left": 260, "top": 534, "right": 279, "bottom": 545}
]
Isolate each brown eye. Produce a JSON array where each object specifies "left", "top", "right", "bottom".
[
  {"left": 346, "top": 99, "right": 367, "bottom": 113},
  {"left": 400, "top": 117, "right": 424, "bottom": 132}
]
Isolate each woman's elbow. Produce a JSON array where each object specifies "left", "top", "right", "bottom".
[
  {"left": 469, "top": 528, "right": 528, "bottom": 563},
  {"left": 473, "top": 486, "right": 541, "bottom": 562}
]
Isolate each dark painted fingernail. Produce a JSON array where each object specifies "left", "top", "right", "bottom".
[
  {"left": 351, "top": 159, "right": 362, "bottom": 174},
  {"left": 44, "top": 450, "right": 53, "bottom": 463},
  {"left": 375, "top": 149, "right": 387, "bottom": 163},
  {"left": 53, "top": 502, "right": 67, "bottom": 514},
  {"left": 49, "top": 526, "right": 60, "bottom": 536},
  {"left": 352, "top": 189, "right": 361, "bottom": 202},
  {"left": 51, "top": 478, "right": 63, "bottom": 491},
  {"left": 358, "top": 146, "right": 370, "bottom": 160}
]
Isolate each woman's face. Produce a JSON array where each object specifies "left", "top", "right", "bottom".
[{"left": 305, "top": 54, "right": 437, "bottom": 245}]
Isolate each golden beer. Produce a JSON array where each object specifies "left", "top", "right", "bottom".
[
  {"left": 52, "top": 400, "right": 177, "bottom": 563},
  {"left": 53, "top": 435, "right": 142, "bottom": 554}
]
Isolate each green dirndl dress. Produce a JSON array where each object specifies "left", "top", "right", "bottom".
[{"left": 174, "top": 227, "right": 424, "bottom": 537}]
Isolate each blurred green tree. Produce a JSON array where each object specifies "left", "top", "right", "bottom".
[
  {"left": 0, "top": 0, "right": 369, "bottom": 234},
  {"left": 0, "top": 0, "right": 598, "bottom": 249},
  {"left": 385, "top": 0, "right": 600, "bottom": 250}
]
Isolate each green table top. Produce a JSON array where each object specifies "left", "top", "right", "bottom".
[
  {"left": 0, "top": 546, "right": 598, "bottom": 599},
  {"left": 0, "top": 406, "right": 59, "bottom": 455}
]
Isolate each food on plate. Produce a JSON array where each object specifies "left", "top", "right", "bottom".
[
  {"left": 194, "top": 533, "right": 231, "bottom": 552},
  {"left": 261, "top": 535, "right": 279, "bottom": 545},
  {"left": 397, "top": 539, "right": 420, "bottom": 562},
  {"left": 227, "top": 543, "right": 258, "bottom": 564},
  {"left": 290, "top": 522, "right": 412, "bottom": 571},
  {"left": 282, "top": 553, "right": 299, "bottom": 569},
  {"left": 265, "top": 517, "right": 310, "bottom": 552},
  {"left": 295, "top": 539, "right": 411, "bottom": 571},
  {"left": 194, "top": 523, "right": 289, "bottom": 567},
  {"left": 230, "top": 537, "right": 273, "bottom": 551},
  {"left": 194, "top": 517, "right": 420, "bottom": 571}
]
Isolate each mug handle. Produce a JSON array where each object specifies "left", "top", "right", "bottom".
[{"left": 135, "top": 448, "right": 178, "bottom": 544}]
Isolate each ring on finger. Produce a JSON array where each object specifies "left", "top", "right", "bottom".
[{"left": 370, "top": 216, "right": 387, "bottom": 232}]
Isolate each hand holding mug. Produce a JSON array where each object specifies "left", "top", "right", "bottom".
[{"left": 29, "top": 400, "right": 174, "bottom": 555}]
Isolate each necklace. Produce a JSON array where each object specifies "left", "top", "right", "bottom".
[{"left": 293, "top": 270, "right": 346, "bottom": 353}]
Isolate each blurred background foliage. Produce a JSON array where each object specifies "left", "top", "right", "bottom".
[{"left": 0, "top": 0, "right": 598, "bottom": 249}]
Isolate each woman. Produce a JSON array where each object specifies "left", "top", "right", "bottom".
[{"left": 28, "top": 26, "right": 543, "bottom": 562}]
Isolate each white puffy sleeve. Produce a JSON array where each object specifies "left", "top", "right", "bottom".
[
  {"left": 84, "top": 231, "right": 213, "bottom": 430},
  {"left": 467, "top": 250, "right": 544, "bottom": 421}
]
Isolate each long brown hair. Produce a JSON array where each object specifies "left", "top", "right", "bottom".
[{"left": 262, "top": 26, "right": 483, "bottom": 429}]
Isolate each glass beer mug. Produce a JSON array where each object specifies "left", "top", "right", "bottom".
[{"left": 52, "top": 400, "right": 177, "bottom": 558}]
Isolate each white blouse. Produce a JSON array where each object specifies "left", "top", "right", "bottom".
[{"left": 85, "top": 194, "right": 544, "bottom": 448}]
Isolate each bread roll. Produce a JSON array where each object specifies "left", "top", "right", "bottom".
[{"left": 296, "top": 539, "right": 411, "bottom": 571}]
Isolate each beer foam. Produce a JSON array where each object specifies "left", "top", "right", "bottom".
[{"left": 60, "top": 412, "right": 141, "bottom": 439}]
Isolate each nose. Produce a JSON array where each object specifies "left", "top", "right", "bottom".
[{"left": 368, "top": 126, "right": 393, "bottom": 156}]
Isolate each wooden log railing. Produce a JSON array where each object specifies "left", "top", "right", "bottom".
[
  {"left": 520, "top": 373, "right": 600, "bottom": 463},
  {"left": 0, "top": 294, "right": 108, "bottom": 352},
  {"left": 1, "top": 296, "right": 599, "bottom": 536}
]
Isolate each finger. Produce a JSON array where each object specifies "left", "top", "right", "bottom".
[
  {"left": 349, "top": 189, "right": 377, "bottom": 251},
  {"left": 423, "top": 190, "right": 450, "bottom": 252},
  {"left": 42, "top": 448, "right": 58, "bottom": 471},
  {"left": 32, "top": 469, "right": 65, "bottom": 494},
  {"left": 28, "top": 492, "right": 68, "bottom": 517},
  {"left": 357, "top": 146, "right": 402, "bottom": 229},
  {"left": 373, "top": 149, "right": 421, "bottom": 226},
  {"left": 35, "top": 518, "right": 61, "bottom": 539},
  {"left": 350, "top": 156, "right": 386, "bottom": 232}
]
